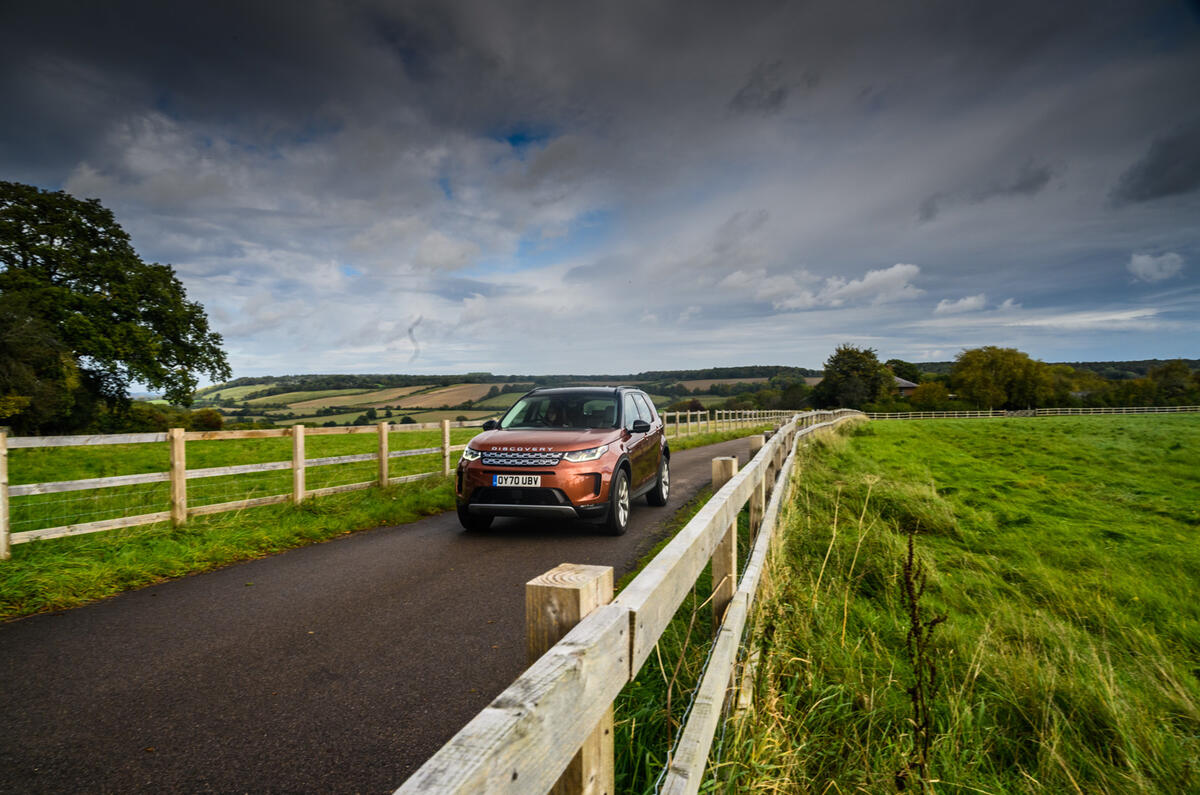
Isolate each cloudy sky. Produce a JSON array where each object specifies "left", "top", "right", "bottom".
[{"left": 3, "top": 0, "right": 1198, "bottom": 378}]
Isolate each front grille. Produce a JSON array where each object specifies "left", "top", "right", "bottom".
[
  {"left": 471, "top": 487, "right": 569, "bottom": 506},
  {"left": 480, "top": 450, "right": 563, "bottom": 467}
]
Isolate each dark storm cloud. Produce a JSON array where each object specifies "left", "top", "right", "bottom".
[
  {"left": 1, "top": 0, "right": 1197, "bottom": 372},
  {"left": 969, "top": 162, "right": 1055, "bottom": 203},
  {"left": 1110, "top": 121, "right": 1200, "bottom": 205},
  {"left": 729, "top": 62, "right": 790, "bottom": 115},
  {"left": 920, "top": 161, "right": 1055, "bottom": 222}
]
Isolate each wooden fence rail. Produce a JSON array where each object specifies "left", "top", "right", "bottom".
[
  {"left": 397, "top": 409, "right": 864, "bottom": 793},
  {"left": 661, "top": 409, "right": 793, "bottom": 439},
  {"left": 869, "top": 405, "right": 1200, "bottom": 420},
  {"left": 0, "top": 420, "right": 484, "bottom": 558}
]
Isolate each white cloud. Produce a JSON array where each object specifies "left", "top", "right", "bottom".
[
  {"left": 818, "top": 263, "right": 924, "bottom": 307},
  {"left": 1128, "top": 252, "right": 1183, "bottom": 283},
  {"left": 998, "top": 298, "right": 1021, "bottom": 311},
  {"left": 934, "top": 293, "right": 987, "bottom": 314},
  {"left": 678, "top": 305, "right": 701, "bottom": 323}
]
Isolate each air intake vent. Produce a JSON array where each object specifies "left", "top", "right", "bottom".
[{"left": 481, "top": 450, "right": 563, "bottom": 467}]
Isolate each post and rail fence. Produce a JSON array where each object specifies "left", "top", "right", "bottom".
[
  {"left": 397, "top": 408, "right": 865, "bottom": 794},
  {"left": 868, "top": 405, "right": 1200, "bottom": 420},
  {"left": 0, "top": 409, "right": 790, "bottom": 560},
  {"left": 660, "top": 409, "right": 792, "bottom": 439}
]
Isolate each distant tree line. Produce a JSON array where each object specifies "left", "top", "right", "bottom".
[{"left": 809, "top": 345, "right": 1200, "bottom": 412}]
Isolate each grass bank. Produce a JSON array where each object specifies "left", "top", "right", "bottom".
[{"left": 717, "top": 415, "right": 1199, "bottom": 793}]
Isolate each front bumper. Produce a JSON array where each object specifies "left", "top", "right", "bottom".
[{"left": 456, "top": 459, "right": 614, "bottom": 520}]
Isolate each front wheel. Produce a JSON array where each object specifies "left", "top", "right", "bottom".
[
  {"left": 646, "top": 455, "right": 670, "bottom": 506},
  {"left": 604, "top": 468, "right": 631, "bottom": 535},
  {"left": 457, "top": 503, "right": 492, "bottom": 531}
]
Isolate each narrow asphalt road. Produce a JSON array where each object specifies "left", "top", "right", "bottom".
[{"left": 0, "top": 436, "right": 754, "bottom": 794}]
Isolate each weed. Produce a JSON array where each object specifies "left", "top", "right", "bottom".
[{"left": 896, "top": 524, "right": 946, "bottom": 792}]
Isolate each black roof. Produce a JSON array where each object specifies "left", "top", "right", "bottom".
[{"left": 525, "top": 385, "right": 637, "bottom": 396}]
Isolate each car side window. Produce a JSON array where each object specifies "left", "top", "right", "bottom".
[
  {"left": 632, "top": 393, "right": 655, "bottom": 424},
  {"left": 623, "top": 394, "right": 641, "bottom": 431}
]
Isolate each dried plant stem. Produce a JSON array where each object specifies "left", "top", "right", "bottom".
[{"left": 811, "top": 485, "right": 841, "bottom": 610}]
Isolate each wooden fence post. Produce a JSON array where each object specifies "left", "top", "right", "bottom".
[
  {"left": 292, "top": 424, "right": 306, "bottom": 504},
  {"left": 168, "top": 428, "right": 187, "bottom": 526},
  {"left": 748, "top": 436, "right": 766, "bottom": 536},
  {"left": 711, "top": 456, "right": 738, "bottom": 634},
  {"left": 0, "top": 431, "right": 9, "bottom": 560},
  {"left": 378, "top": 422, "right": 390, "bottom": 488},
  {"left": 526, "top": 563, "right": 615, "bottom": 795},
  {"left": 441, "top": 420, "right": 451, "bottom": 476}
]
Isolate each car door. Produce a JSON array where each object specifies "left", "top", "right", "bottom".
[
  {"left": 623, "top": 393, "right": 654, "bottom": 489},
  {"left": 631, "top": 392, "right": 661, "bottom": 488}
]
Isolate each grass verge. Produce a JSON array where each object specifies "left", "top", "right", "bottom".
[{"left": 716, "top": 415, "right": 1200, "bottom": 793}]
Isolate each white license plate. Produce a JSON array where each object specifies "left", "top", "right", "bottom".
[{"left": 494, "top": 474, "right": 541, "bottom": 487}]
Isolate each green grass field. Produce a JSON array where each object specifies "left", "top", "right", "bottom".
[{"left": 713, "top": 416, "right": 1200, "bottom": 793}]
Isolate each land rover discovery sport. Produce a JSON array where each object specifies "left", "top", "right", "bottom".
[{"left": 454, "top": 386, "right": 670, "bottom": 534}]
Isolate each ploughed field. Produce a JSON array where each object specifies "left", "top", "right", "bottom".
[{"left": 718, "top": 415, "right": 1199, "bottom": 793}]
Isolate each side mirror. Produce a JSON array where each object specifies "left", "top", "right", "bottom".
[
  {"left": 482, "top": 419, "right": 498, "bottom": 431},
  {"left": 631, "top": 419, "right": 651, "bottom": 434}
]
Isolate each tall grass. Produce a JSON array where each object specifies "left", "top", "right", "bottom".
[{"left": 717, "top": 416, "right": 1200, "bottom": 793}]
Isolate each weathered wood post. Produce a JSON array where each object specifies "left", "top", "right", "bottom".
[
  {"left": 378, "top": 421, "right": 390, "bottom": 488},
  {"left": 711, "top": 456, "right": 738, "bottom": 634},
  {"left": 0, "top": 431, "right": 9, "bottom": 560},
  {"left": 441, "top": 420, "right": 451, "bottom": 476},
  {"left": 526, "top": 563, "right": 615, "bottom": 795},
  {"left": 748, "top": 434, "right": 766, "bottom": 536},
  {"left": 292, "top": 424, "right": 306, "bottom": 504},
  {"left": 168, "top": 428, "right": 187, "bottom": 526}
]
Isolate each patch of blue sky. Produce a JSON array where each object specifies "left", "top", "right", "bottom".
[
  {"left": 466, "top": 209, "right": 616, "bottom": 276},
  {"left": 490, "top": 123, "right": 555, "bottom": 158},
  {"left": 341, "top": 264, "right": 363, "bottom": 277}
]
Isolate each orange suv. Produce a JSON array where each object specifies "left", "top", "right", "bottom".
[{"left": 455, "top": 386, "right": 670, "bottom": 534}]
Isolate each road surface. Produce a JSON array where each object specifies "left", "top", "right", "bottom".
[{"left": 0, "top": 436, "right": 755, "bottom": 794}]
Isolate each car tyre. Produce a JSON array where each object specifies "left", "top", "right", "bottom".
[
  {"left": 646, "top": 454, "right": 670, "bottom": 506},
  {"left": 604, "top": 468, "right": 631, "bottom": 536},
  {"left": 457, "top": 503, "right": 492, "bottom": 532}
]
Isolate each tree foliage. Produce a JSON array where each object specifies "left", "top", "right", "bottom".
[
  {"left": 812, "top": 344, "right": 891, "bottom": 409},
  {"left": 0, "top": 181, "right": 230, "bottom": 433},
  {"left": 886, "top": 358, "right": 922, "bottom": 384},
  {"left": 909, "top": 382, "right": 950, "bottom": 410},
  {"left": 951, "top": 347, "right": 1053, "bottom": 409}
]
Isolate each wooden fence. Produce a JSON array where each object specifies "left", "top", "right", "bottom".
[
  {"left": 0, "top": 420, "right": 487, "bottom": 559},
  {"left": 661, "top": 409, "right": 793, "bottom": 439},
  {"left": 0, "top": 409, "right": 798, "bottom": 561},
  {"left": 869, "top": 405, "right": 1200, "bottom": 420},
  {"left": 397, "top": 408, "right": 865, "bottom": 793}
]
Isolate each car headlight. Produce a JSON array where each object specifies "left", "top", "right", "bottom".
[
  {"left": 562, "top": 444, "right": 609, "bottom": 463},
  {"left": 461, "top": 446, "right": 482, "bottom": 461}
]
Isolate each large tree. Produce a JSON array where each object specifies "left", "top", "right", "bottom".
[
  {"left": 951, "top": 346, "right": 1052, "bottom": 410},
  {"left": 0, "top": 181, "right": 230, "bottom": 433},
  {"left": 812, "top": 344, "right": 891, "bottom": 409}
]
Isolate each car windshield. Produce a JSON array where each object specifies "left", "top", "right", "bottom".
[{"left": 499, "top": 394, "right": 619, "bottom": 430}]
